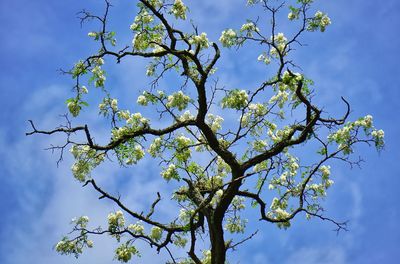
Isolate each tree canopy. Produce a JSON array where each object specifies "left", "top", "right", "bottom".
[{"left": 27, "top": 0, "right": 384, "bottom": 263}]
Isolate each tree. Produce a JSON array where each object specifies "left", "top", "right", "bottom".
[{"left": 27, "top": 0, "right": 384, "bottom": 263}]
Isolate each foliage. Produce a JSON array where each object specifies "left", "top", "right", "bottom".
[{"left": 28, "top": 0, "right": 384, "bottom": 263}]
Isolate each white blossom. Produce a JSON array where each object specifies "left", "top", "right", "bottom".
[
  {"left": 240, "top": 22, "right": 259, "bottom": 37},
  {"left": 166, "top": 91, "right": 191, "bottom": 111},
  {"left": 206, "top": 114, "right": 224, "bottom": 132},
  {"left": 128, "top": 222, "right": 145, "bottom": 235},
  {"left": 137, "top": 95, "right": 148, "bottom": 106},
  {"left": 150, "top": 226, "right": 163, "bottom": 241},
  {"left": 178, "top": 110, "right": 195, "bottom": 122},
  {"left": 88, "top": 32, "right": 97, "bottom": 38},
  {"left": 221, "top": 89, "right": 248, "bottom": 109},
  {"left": 257, "top": 52, "right": 271, "bottom": 64},
  {"left": 189, "top": 32, "right": 210, "bottom": 49},
  {"left": 115, "top": 244, "right": 139, "bottom": 262},
  {"left": 161, "top": 164, "right": 180, "bottom": 181},
  {"left": 219, "top": 29, "right": 237, "bottom": 47},
  {"left": 171, "top": 0, "right": 188, "bottom": 20},
  {"left": 148, "top": 137, "right": 162, "bottom": 157}
]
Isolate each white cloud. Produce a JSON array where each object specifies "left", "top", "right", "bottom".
[
  {"left": 284, "top": 246, "right": 347, "bottom": 264},
  {"left": 189, "top": 0, "right": 241, "bottom": 27},
  {"left": 252, "top": 252, "right": 273, "bottom": 264}
]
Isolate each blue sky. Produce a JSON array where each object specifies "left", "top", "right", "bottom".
[{"left": 1, "top": 0, "right": 399, "bottom": 263}]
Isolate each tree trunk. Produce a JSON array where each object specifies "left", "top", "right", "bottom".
[{"left": 208, "top": 214, "right": 226, "bottom": 264}]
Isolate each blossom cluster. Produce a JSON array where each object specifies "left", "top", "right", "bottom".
[
  {"left": 146, "top": 62, "right": 157, "bottom": 76},
  {"left": 371, "top": 129, "right": 384, "bottom": 147},
  {"left": 130, "top": 7, "right": 164, "bottom": 51},
  {"left": 253, "top": 160, "right": 269, "bottom": 174},
  {"left": 282, "top": 70, "right": 302, "bottom": 86},
  {"left": 206, "top": 114, "right": 224, "bottom": 132},
  {"left": 232, "top": 196, "right": 246, "bottom": 210},
  {"left": 204, "top": 175, "right": 224, "bottom": 190},
  {"left": 72, "top": 216, "right": 90, "bottom": 228},
  {"left": 225, "top": 216, "right": 247, "bottom": 233},
  {"left": 127, "top": 222, "right": 145, "bottom": 235},
  {"left": 219, "top": 29, "right": 237, "bottom": 47},
  {"left": 166, "top": 91, "right": 191, "bottom": 111},
  {"left": 55, "top": 237, "right": 87, "bottom": 258},
  {"left": 186, "top": 162, "right": 205, "bottom": 178},
  {"left": 178, "top": 110, "right": 195, "bottom": 122},
  {"left": 146, "top": 0, "right": 163, "bottom": 8},
  {"left": 240, "top": 103, "right": 268, "bottom": 128},
  {"left": 132, "top": 29, "right": 163, "bottom": 51},
  {"left": 161, "top": 164, "right": 180, "bottom": 181},
  {"left": 328, "top": 115, "right": 384, "bottom": 153},
  {"left": 319, "top": 165, "right": 330, "bottom": 178},
  {"left": 170, "top": 0, "right": 188, "bottom": 20},
  {"left": 221, "top": 89, "right": 248, "bottom": 110},
  {"left": 267, "top": 125, "right": 292, "bottom": 143},
  {"left": 246, "top": 0, "right": 261, "bottom": 5},
  {"left": 137, "top": 95, "right": 148, "bottom": 106},
  {"left": 287, "top": 5, "right": 301, "bottom": 21},
  {"left": 115, "top": 244, "right": 140, "bottom": 262},
  {"left": 126, "top": 145, "right": 145, "bottom": 165},
  {"left": 138, "top": 91, "right": 161, "bottom": 106},
  {"left": 108, "top": 211, "right": 125, "bottom": 235},
  {"left": 319, "top": 165, "right": 334, "bottom": 188},
  {"left": 67, "top": 99, "right": 82, "bottom": 117},
  {"left": 270, "top": 32, "right": 287, "bottom": 57},
  {"left": 308, "top": 11, "right": 331, "bottom": 32},
  {"left": 257, "top": 52, "right": 271, "bottom": 64},
  {"left": 189, "top": 32, "right": 210, "bottom": 49},
  {"left": 70, "top": 145, "right": 105, "bottom": 182},
  {"left": 269, "top": 90, "right": 289, "bottom": 108},
  {"left": 268, "top": 153, "right": 299, "bottom": 190},
  {"left": 130, "top": 10, "right": 154, "bottom": 31},
  {"left": 179, "top": 208, "right": 195, "bottom": 223},
  {"left": 90, "top": 57, "right": 105, "bottom": 66},
  {"left": 91, "top": 65, "right": 106, "bottom": 87},
  {"left": 148, "top": 137, "right": 163, "bottom": 157},
  {"left": 288, "top": 11, "right": 298, "bottom": 21},
  {"left": 88, "top": 31, "right": 98, "bottom": 38},
  {"left": 175, "top": 135, "right": 192, "bottom": 162},
  {"left": 172, "top": 185, "right": 190, "bottom": 202},
  {"left": 55, "top": 216, "right": 93, "bottom": 257},
  {"left": 150, "top": 226, "right": 163, "bottom": 241},
  {"left": 173, "top": 235, "right": 188, "bottom": 248},
  {"left": 217, "top": 155, "right": 231, "bottom": 171},
  {"left": 72, "top": 60, "right": 87, "bottom": 78},
  {"left": 240, "top": 22, "right": 259, "bottom": 37},
  {"left": 98, "top": 97, "right": 118, "bottom": 117},
  {"left": 308, "top": 183, "right": 328, "bottom": 198},
  {"left": 112, "top": 111, "right": 149, "bottom": 140},
  {"left": 252, "top": 140, "right": 268, "bottom": 153},
  {"left": 210, "top": 189, "right": 224, "bottom": 206},
  {"left": 268, "top": 197, "right": 291, "bottom": 228},
  {"left": 113, "top": 137, "right": 147, "bottom": 166},
  {"left": 267, "top": 71, "right": 305, "bottom": 112},
  {"left": 297, "top": 166, "right": 332, "bottom": 200}
]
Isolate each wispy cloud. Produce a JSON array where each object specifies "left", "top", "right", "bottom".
[{"left": 284, "top": 246, "right": 347, "bottom": 264}]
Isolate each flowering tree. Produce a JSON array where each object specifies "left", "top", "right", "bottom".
[{"left": 27, "top": 0, "right": 384, "bottom": 263}]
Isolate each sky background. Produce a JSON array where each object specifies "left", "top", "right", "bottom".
[{"left": 1, "top": 0, "right": 399, "bottom": 263}]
